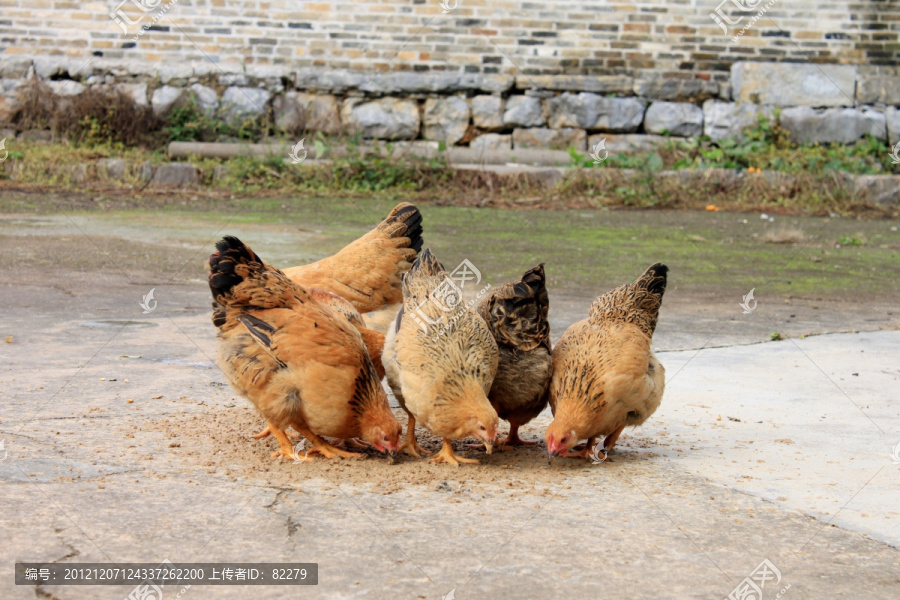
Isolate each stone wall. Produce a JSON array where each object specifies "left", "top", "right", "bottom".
[{"left": 3, "top": 59, "right": 900, "bottom": 150}]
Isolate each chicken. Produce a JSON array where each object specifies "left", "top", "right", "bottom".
[
  {"left": 307, "top": 288, "right": 386, "bottom": 379},
  {"left": 476, "top": 264, "right": 551, "bottom": 449},
  {"left": 383, "top": 248, "right": 500, "bottom": 466},
  {"left": 545, "top": 263, "right": 668, "bottom": 462},
  {"left": 283, "top": 203, "right": 423, "bottom": 314},
  {"left": 208, "top": 236, "right": 402, "bottom": 461}
]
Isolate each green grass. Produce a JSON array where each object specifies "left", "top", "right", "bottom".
[{"left": 56, "top": 198, "right": 897, "bottom": 301}]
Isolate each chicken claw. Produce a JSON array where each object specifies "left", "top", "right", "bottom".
[
  {"left": 398, "top": 413, "right": 430, "bottom": 458},
  {"left": 497, "top": 423, "right": 538, "bottom": 450},
  {"left": 431, "top": 439, "right": 480, "bottom": 467},
  {"left": 254, "top": 424, "right": 300, "bottom": 441}
]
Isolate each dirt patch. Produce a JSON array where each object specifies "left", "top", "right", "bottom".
[{"left": 144, "top": 403, "right": 609, "bottom": 496}]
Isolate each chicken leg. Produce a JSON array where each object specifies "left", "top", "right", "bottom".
[
  {"left": 431, "top": 438, "right": 480, "bottom": 466},
  {"left": 292, "top": 424, "right": 364, "bottom": 460},
  {"left": 603, "top": 425, "right": 626, "bottom": 452},
  {"left": 398, "top": 410, "right": 430, "bottom": 458},
  {"left": 563, "top": 437, "right": 596, "bottom": 460},
  {"left": 498, "top": 422, "right": 537, "bottom": 449},
  {"left": 266, "top": 422, "right": 304, "bottom": 461},
  {"left": 254, "top": 423, "right": 300, "bottom": 441}
]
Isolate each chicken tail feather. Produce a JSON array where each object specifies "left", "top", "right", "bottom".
[
  {"left": 407, "top": 247, "right": 445, "bottom": 279},
  {"left": 589, "top": 263, "right": 669, "bottom": 336},
  {"left": 379, "top": 203, "right": 424, "bottom": 252},
  {"left": 208, "top": 235, "right": 264, "bottom": 300}
]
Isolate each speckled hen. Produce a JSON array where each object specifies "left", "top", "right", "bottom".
[
  {"left": 383, "top": 248, "right": 500, "bottom": 466},
  {"left": 476, "top": 264, "right": 551, "bottom": 449},
  {"left": 546, "top": 263, "right": 668, "bottom": 462}
]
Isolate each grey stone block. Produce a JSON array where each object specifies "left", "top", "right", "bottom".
[
  {"left": 470, "top": 133, "right": 511, "bottom": 152},
  {"left": 99, "top": 158, "right": 126, "bottom": 180},
  {"left": 189, "top": 83, "right": 219, "bottom": 117},
  {"left": 856, "top": 76, "right": 900, "bottom": 105},
  {"left": 150, "top": 163, "right": 200, "bottom": 187},
  {"left": 273, "top": 92, "right": 340, "bottom": 134},
  {"left": 588, "top": 133, "right": 672, "bottom": 154},
  {"left": 515, "top": 75, "right": 633, "bottom": 94},
  {"left": 151, "top": 85, "right": 184, "bottom": 116},
  {"left": 703, "top": 100, "right": 775, "bottom": 142},
  {"left": 732, "top": 62, "right": 857, "bottom": 107},
  {"left": 545, "top": 93, "right": 645, "bottom": 131},
  {"left": 644, "top": 102, "right": 704, "bottom": 137},
  {"left": 47, "top": 80, "right": 86, "bottom": 97},
  {"left": 503, "top": 96, "right": 545, "bottom": 127},
  {"left": 340, "top": 98, "right": 420, "bottom": 139},
  {"left": 221, "top": 86, "right": 271, "bottom": 124},
  {"left": 471, "top": 95, "right": 504, "bottom": 130},
  {"left": 423, "top": 96, "right": 470, "bottom": 145},
  {"left": 512, "top": 127, "right": 586, "bottom": 150},
  {"left": 780, "top": 106, "right": 886, "bottom": 144}
]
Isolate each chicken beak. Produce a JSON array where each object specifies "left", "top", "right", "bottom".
[
  {"left": 387, "top": 451, "right": 397, "bottom": 465},
  {"left": 548, "top": 451, "right": 557, "bottom": 465},
  {"left": 484, "top": 441, "right": 494, "bottom": 455}
]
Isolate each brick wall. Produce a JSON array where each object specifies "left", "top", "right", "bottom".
[{"left": 0, "top": 0, "right": 897, "bottom": 83}]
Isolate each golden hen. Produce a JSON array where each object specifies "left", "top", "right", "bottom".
[
  {"left": 283, "top": 203, "right": 423, "bottom": 314},
  {"left": 476, "top": 264, "right": 551, "bottom": 449},
  {"left": 545, "top": 263, "right": 668, "bottom": 462},
  {"left": 209, "top": 236, "right": 401, "bottom": 461},
  {"left": 383, "top": 249, "right": 500, "bottom": 466}
]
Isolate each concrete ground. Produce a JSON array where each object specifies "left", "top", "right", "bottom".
[{"left": 0, "top": 209, "right": 898, "bottom": 600}]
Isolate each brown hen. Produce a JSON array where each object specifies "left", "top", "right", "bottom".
[
  {"left": 209, "top": 236, "right": 401, "bottom": 461},
  {"left": 546, "top": 263, "right": 668, "bottom": 462}
]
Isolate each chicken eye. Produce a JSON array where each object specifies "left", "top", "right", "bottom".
[
  {"left": 383, "top": 435, "right": 389, "bottom": 441},
  {"left": 479, "top": 425, "right": 486, "bottom": 431}
]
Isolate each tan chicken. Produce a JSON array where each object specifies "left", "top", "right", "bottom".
[
  {"left": 283, "top": 203, "right": 423, "bottom": 314},
  {"left": 476, "top": 264, "right": 551, "bottom": 450},
  {"left": 545, "top": 263, "right": 668, "bottom": 462},
  {"left": 209, "top": 236, "right": 402, "bottom": 461},
  {"left": 383, "top": 249, "right": 500, "bottom": 466}
]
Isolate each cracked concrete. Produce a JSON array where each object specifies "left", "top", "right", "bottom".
[{"left": 1, "top": 208, "right": 898, "bottom": 599}]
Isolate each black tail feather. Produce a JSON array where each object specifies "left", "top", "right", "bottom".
[
  {"left": 208, "top": 236, "right": 263, "bottom": 301},
  {"left": 384, "top": 203, "right": 424, "bottom": 253}
]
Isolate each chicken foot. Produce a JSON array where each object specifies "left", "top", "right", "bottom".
[
  {"left": 398, "top": 411, "right": 430, "bottom": 458},
  {"left": 563, "top": 437, "right": 596, "bottom": 460},
  {"left": 253, "top": 424, "right": 300, "bottom": 441},
  {"left": 293, "top": 425, "right": 364, "bottom": 460},
  {"left": 431, "top": 439, "right": 480, "bottom": 466},
  {"left": 265, "top": 422, "right": 306, "bottom": 461},
  {"left": 498, "top": 423, "right": 537, "bottom": 450}
]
